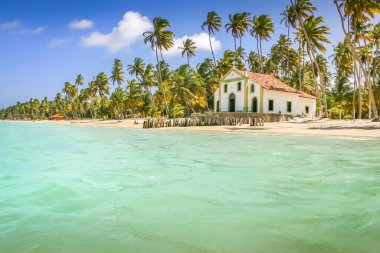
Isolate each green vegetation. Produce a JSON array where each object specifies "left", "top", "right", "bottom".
[{"left": 1, "top": 0, "right": 380, "bottom": 120}]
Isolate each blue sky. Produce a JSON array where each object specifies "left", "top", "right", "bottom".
[{"left": 0, "top": 0, "right": 359, "bottom": 108}]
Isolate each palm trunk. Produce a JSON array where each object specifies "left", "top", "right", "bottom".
[
  {"left": 287, "top": 25, "right": 290, "bottom": 78},
  {"left": 208, "top": 31, "right": 216, "bottom": 65},
  {"left": 358, "top": 66, "right": 362, "bottom": 119},
  {"left": 256, "top": 37, "right": 261, "bottom": 73},
  {"left": 308, "top": 50, "right": 322, "bottom": 117},
  {"left": 260, "top": 38, "right": 263, "bottom": 73},
  {"left": 371, "top": 51, "right": 378, "bottom": 119},
  {"left": 335, "top": 2, "right": 378, "bottom": 119},
  {"left": 298, "top": 40, "right": 302, "bottom": 91},
  {"left": 155, "top": 45, "right": 169, "bottom": 117},
  {"left": 353, "top": 65, "right": 357, "bottom": 119}
]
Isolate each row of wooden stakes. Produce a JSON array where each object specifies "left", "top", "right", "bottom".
[{"left": 142, "top": 117, "right": 264, "bottom": 129}]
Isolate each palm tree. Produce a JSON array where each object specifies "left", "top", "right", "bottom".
[
  {"left": 247, "top": 51, "right": 261, "bottom": 73},
  {"left": 110, "top": 59, "right": 125, "bottom": 86},
  {"left": 95, "top": 72, "right": 110, "bottom": 98},
  {"left": 334, "top": 0, "right": 380, "bottom": 119},
  {"left": 126, "top": 80, "right": 144, "bottom": 115},
  {"left": 197, "top": 58, "right": 217, "bottom": 110},
  {"left": 179, "top": 39, "right": 197, "bottom": 65},
  {"left": 109, "top": 87, "right": 126, "bottom": 119},
  {"left": 75, "top": 74, "right": 84, "bottom": 89},
  {"left": 283, "top": 0, "right": 316, "bottom": 92},
  {"left": 297, "top": 15, "right": 330, "bottom": 117},
  {"left": 95, "top": 72, "right": 110, "bottom": 117},
  {"left": 289, "top": 0, "right": 330, "bottom": 117},
  {"left": 251, "top": 14, "right": 274, "bottom": 73},
  {"left": 225, "top": 12, "right": 251, "bottom": 51},
  {"left": 201, "top": 11, "right": 222, "bottom": 65},
  {"left": 62, "top": 82, "right": 71, "bottom": 103},
  {"left": 281, "top": 6, "right": 293, "bottom": 75},
  {"left": 170, "top": 65, "right": 207, "bottom": 116},
  {"left": 127, "top": 58, "right": 145, "bottom": 82},
  {"left": 143, "top": 17, "right": 174, "bottom": 116},
  {"left": 54, "top": 93, "right": 65, "bottom": 114},
  {"left": 235, "top": 47, "right": 247, "bottom": 61},
  {"left": 331, "top": 40, "right": 356, "bottom": 118}
]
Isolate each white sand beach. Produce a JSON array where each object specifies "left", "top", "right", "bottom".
[{"left": 5, "top": 118, "right": 380, "bottom": 138}]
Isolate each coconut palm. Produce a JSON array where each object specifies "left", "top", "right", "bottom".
[
  {"left": 110, "top": 59, "right": 125, "bottom": 86},
  {"left": 140, "top": 64, "right": 156, "bottom": 94},
  {"left": 127, "top": 58, "right": 145, "bottom": 82},
  {"left": 143, "top": 17, "right": 174, "bottom": 116},
  {"left": 235, "top": 47, "right": 247, "bottom": 61},
  {"left": 75, "top": 74, "right": 84, "bottom": 88},
  {"left": 332, "top": 39, "right": 353, "bottom": 78},
  {"left": 225, "top": 12, "right": 251, "bottom": 51},
  {"left": 247, "top": 51, "right": 261, "bottom": 73},
  {"left": 284, "top": 0, "right": 316, "bottom": 91},
  {"left": 372, "top": 23, "right": 380, "bottom": 55},
  {"left": 298, "top": 15, "right": 330, "bottom": 117},
  {"left": 201, "top": 11, "right": 222, "bottom": 65},
  {"left": 251, "top": 14, "right": 274, "bottom": 73},
  {"left": 126, "top": 80, "right": 144, "bottom": 115},
  {"left": 170, "top": 65, "right": 207, "bottom": 116},
  {"left": 109, "top": 87, "right": 126, "bottom": 119},
  {"left": 95, "top": 72, "right": 110, "bottom": 98},
  {"left": 179, "top": 39, "right": 197, "bottom": 65},
  {"left": 62, "top": 82, "right": 71, "bottom": 103},
  {"left": 334, "top": 0, "right": 380, "bottom": 118},
  {"left": 289, "top": 0, "right": 330, "bottom": 117}
]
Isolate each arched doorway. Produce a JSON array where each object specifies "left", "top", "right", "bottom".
[
  {"left": 252, "top": 97, "right": 258, "bottom": 112},
  {"left": 229, "top": 94, "right": 235, "bottom": 112}
]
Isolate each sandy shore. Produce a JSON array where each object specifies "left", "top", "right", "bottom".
[{"left": 3, "top": 118, "right": 380, "bottom": 138}]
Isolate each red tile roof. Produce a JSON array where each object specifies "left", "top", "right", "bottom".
[{"left": 234, "top": 69, "right": 316, "bottom": 99}]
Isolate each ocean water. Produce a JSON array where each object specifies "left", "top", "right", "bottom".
[{"left": 0, "top": 122, "right": 380, "bottom": 253}]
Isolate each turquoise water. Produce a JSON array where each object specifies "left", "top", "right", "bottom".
[{"left": 0, "top": 123, "right": 380, "bottom": 253}]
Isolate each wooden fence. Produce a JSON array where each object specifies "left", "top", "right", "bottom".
[{"left": 143, "top": 116, "right": 264, "bottom": 129}]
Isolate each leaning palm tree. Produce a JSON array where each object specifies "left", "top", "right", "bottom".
[
  {"left": 250, "top": 14, "right": 274, "bottom": 73},
  {"left": 143, "top": 17, "right": 174, "bottom": 116},
  {"left": 201, "top": 11, "right": 222, "bottom": 65},
  {"left": 289, "top": 0, "right": 330, "bottom": 117},
  {"left": 297, "top": 15, "right": 331, "bottom": 117},
  {"left": 110, "top": 59, "right": 125, "bottom": 86},
  {"left": 127, "top": 58, "right": 145, "bottom": 82},
  {"left": 283, "top": 0, "right": 316, "bottom": 89},
  {"left": 179, "top": 39, "right": 197, "bottom": 65},
  {"left": 334, "top": 0, "right": 380, "bottom": 119},
  {"left": 225, "top": 12, "right": 251, "bottom": 51},
  {"left": 281, "top": 5, "right": 292, "bottom": 76}
]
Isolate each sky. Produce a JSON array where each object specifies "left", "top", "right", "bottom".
[{"left": 0, "top": 0, "right": 367, "bottom": 108}]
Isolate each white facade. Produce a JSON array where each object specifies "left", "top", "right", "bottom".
[{"left": 214, "top": 69, "right": 316, "bottom": 117}]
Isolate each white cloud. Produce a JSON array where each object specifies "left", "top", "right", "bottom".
[
  {"left": 163, "top": 33, "right": 222, "bottom": 57},
  {"left": 19, "top": 26, "right": 47, "bottom": 35},
  {"left": 0, "top": 20, "right": 21, "bottom": 30},
  {"left": 0, "top": 20, "right": 46, "bottom": 35},
  {"left": 48, "top": 38, "right": 72, "bottom": 47},
  {"left": 81, "top": 11, "right": 152, "bottom": 52},
  {"left": 68, "top": 19, "right": 94, "bottom": 30}
]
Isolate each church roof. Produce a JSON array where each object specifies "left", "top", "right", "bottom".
[{"left": 232, "top": 68, "right": 316, "bottom": 99}]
